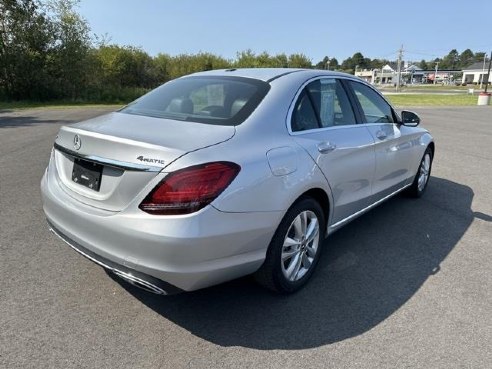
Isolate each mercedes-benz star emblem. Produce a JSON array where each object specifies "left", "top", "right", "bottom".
[{"left": 73, "top": 134, "right": 82, "bottom": 150}]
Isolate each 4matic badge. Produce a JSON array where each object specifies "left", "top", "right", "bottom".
[{"left": 136, "top": 156, "right": 165, "bottom": 165}]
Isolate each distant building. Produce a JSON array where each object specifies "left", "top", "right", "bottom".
[
  {"left": 380, "top": 64, "right": 395, "bottom": 84},
  {"left": 462, "top": 61, "right": 491, "bottom": 84},
  {"left": 355, "top": 62, "right": 461, "bottom": 85},
  {"left": 354, "top": 69, "right": 376, "bottom": 83},
  {"left": 354, "top": 64, "right": 394, "bottom": 84}
]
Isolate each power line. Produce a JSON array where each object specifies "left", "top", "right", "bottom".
[
  {"left": 375, "top": 50, "right": 400, "bottom": 59},
  {"left": 405, "top": 50, "right": 440, "bottom": 57}
]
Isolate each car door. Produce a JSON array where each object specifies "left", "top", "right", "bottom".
[
  {"left": 347, "top": 80, "right": 414, "bottom": 202},
  {"left": 289, "top": 78, "right": 376, "bottom": 225}
]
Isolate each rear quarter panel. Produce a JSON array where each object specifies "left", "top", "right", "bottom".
[
  {"left": 163, "top": 74, "right": 334, "bottom": 216},
  {"left": 164, "top": 129, "right": 332, "bottom": 215}
]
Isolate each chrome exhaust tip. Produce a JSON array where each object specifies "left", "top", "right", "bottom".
[{"left": 111, "top": 270, "right": 167, "bottom": 295}]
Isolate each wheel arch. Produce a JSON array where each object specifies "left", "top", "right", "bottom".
[
  {"left": 294, "top": 187, "right": 331, "bottom": 238},
  {"left": 427, "top": 141, "right": 435, "bottom": 157}
]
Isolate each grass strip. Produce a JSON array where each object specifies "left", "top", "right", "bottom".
[{"left": 386, "top": 94, "right": 480, "bottom": 106}]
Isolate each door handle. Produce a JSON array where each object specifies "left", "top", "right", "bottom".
[
  {"left": 376, "top": 131, "right": 387, "bottom": 140},
  {"left": 317, "top": 142, "right": 337, "bottom": 154}
]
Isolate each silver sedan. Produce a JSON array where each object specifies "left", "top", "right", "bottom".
[{"left": 41, "top": 68, "right": 434, "bottom": 294}]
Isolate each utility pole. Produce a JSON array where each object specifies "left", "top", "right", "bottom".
[
  {"left": 434, "top": 61, "right": 440, "bottom": 84},
  {"left": 477, "top": 51, "right": 492, "bottom": 105},
  {"left": 396, "top": 45, "right": 403, "bottom": 92},
  {"left": 480, "top": 54, "right": 487, "bottom": 89},
  {"left": 484, "top": 51, "right": 492, "bottom": 94}
]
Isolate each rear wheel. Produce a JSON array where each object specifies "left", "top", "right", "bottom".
[
  {"left": 407, "top": 146, "right": 433, "bottom": 198},
  {"left": 255, "top": 197, "right": 325, "bottom": 293}
]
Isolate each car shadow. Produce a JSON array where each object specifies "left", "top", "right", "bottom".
[
  {"left": 0, "top": 116, "right": 69, "bottom": 128},
  {"left": 0, "top": 108, "right": 116, "bottom": 128},
  {"left": 111, "top": 176, "right": 481, "bottom": 350}
]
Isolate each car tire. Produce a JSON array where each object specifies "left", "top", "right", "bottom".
[
  {"left": 406, "top": 146, "right": 433, "bottom": 198},
  {"left": 255, "top": 197, "right": 325, "bottom": 294}
]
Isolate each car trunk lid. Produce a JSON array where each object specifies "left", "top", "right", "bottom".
[{"left": 52, "top": 112, "right": 235, "bottom": 211}]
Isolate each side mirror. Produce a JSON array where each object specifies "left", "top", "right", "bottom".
[{"left": 401, "top": 110, "right": 420, "bottom": 126}]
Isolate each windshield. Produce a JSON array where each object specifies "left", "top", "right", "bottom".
[{"left": 121, "top": 76, "right": 270, "bottom": 126}]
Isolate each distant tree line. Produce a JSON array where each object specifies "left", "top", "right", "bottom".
[
  {"left": 0, "top": 0, "right": 487, "bottom": 103},
  {"left": 416, "top": 49, "right": 486, "bottom": 71},
  {"left": 0, "top": 0, "right": 313, "bottom": 102}
]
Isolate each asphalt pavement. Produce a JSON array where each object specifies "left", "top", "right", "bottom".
[{"left": 0, "top": 106, "right": 491, "bottom": 368}]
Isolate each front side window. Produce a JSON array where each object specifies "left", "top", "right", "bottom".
[
  {"left": 121, "top": 76, "right": 270, "bottom": 126},
  {"left": 291, "top": 78, "right": 356, "bottom": 132},
  {"left": 350, "top": 81, "right": 394, "bottom": 123}
]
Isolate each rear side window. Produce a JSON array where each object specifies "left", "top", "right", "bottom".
[
  {"left": 121, "top": 76, "right": 270, "bottom": 126},
  {"left": 291, "top": 90, "right": 319, "bottom": 132},
  {"left": 349, "top": 81, "right": 394, "bottom": 123},
  {"left": 291, "top": 78, "right": 356, "bottom": 132}
]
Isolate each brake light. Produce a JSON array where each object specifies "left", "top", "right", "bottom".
[{"left": 139, "top": 162, "right": 240, "bottom": 215}]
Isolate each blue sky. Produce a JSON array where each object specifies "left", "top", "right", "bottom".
[{"left": 78, "top": 0, "right": 492, "bottom": 63}]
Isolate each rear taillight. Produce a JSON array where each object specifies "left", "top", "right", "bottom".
[{"left": 139, "top": 162, "right": 240, "bottom": 215}]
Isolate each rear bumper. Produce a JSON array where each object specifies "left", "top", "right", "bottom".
[
  {"left": 41, "top": 167, "right": 282, "bottom": 292},
  {"left": 47, "top": 220, "right": 182, "bottom": 294}
]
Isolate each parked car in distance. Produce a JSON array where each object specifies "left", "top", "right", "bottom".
[{"left": 41, "top": 68, "right": 434, "bottom": 295}]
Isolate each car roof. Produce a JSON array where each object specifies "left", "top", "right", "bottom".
[{"left": 187, "top": 68, "right": 355, "bottom": 83}]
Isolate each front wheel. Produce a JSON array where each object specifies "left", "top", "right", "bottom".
[
  {"left": 406, "top": 146, "right": 433, "bottom": 198},
  {"left": 255, "top": 197, "right": 325, "bottom": 293}
]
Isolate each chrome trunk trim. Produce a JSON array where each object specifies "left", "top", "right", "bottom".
[{"left": 54, "top": 143, "right": 163, "bottom": 172}]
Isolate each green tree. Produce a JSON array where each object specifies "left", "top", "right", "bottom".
[
  {"left": 433, "top": 57, "right": 442, "bottom": 69},
  {"left": 0, "top": 0, "right": 54, "bottom": 99},
  {"left": 153, "top": 53, "right": 172, "bottom": 84},
  {"left": 459, "top": 49, "right": 474, "bottom": 68},
  {"left": 233, "top": 50, "right": 311, "bottom": 68},
  {"left": 341, "top": 52, "right": 370, "bottom": 73},
  {"left": 46, "top": 0, "right": 92, "bottom": 99},
  {"left": 315, "top": 56, "right": 340, "bottom": 70},
  {"left": 272, "top": 53, "right": 288, "bottom": 68},
  {"left": 235, "top": 49, "right": 260, "bottom": 68},
  {"left": 329, "top": 57, "right": 339, "bottom": 69},
  {"left": 353, "top": 52, "right": 370, "bottom": 69},
  {"left": 474, "top": 51, "right": 486, "bottom": 64},
  {"left": 166, "top": 52, "right": 230, "bottom": 80},
  {"left": 315, "top": 56, "right": 329, "bottom": 69},
  {"left": 93, "top": 45, "right": 153, "bottom": 87},
  {"left": 287, "top": 53, "right": 311, "bottom": 68},
  {"left": 370, "top": 58, "right": 390, "bottom": 70},
  {"left": 340, "top": 56, "right": 353, "bottom": 72},
  {"left": 441, "top": 49, "right": 459, "bottom": 69}
]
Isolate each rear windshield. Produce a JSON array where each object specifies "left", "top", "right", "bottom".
[{"left": 120, "top": 76, "right": 270, "bottom": 126}]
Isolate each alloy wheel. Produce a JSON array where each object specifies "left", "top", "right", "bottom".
[
  {"left": 418, "top": 153, "right": 431, "bottom": 192},
  {"left": 280, "top": 210, "right": 320, "bottom": 282}
]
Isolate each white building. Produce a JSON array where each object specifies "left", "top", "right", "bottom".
[
  {"left": 354, "top": 64, "right": 395, "bottom": 84},
  {"left": 354, "top": 69, "right": 376, "bottom": 83},
  {"left": 380, "top": 64, "right": 395, "bottom": 84},
  {"left": 462, "top": 61, "right": 491, "bottom": 84}
]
